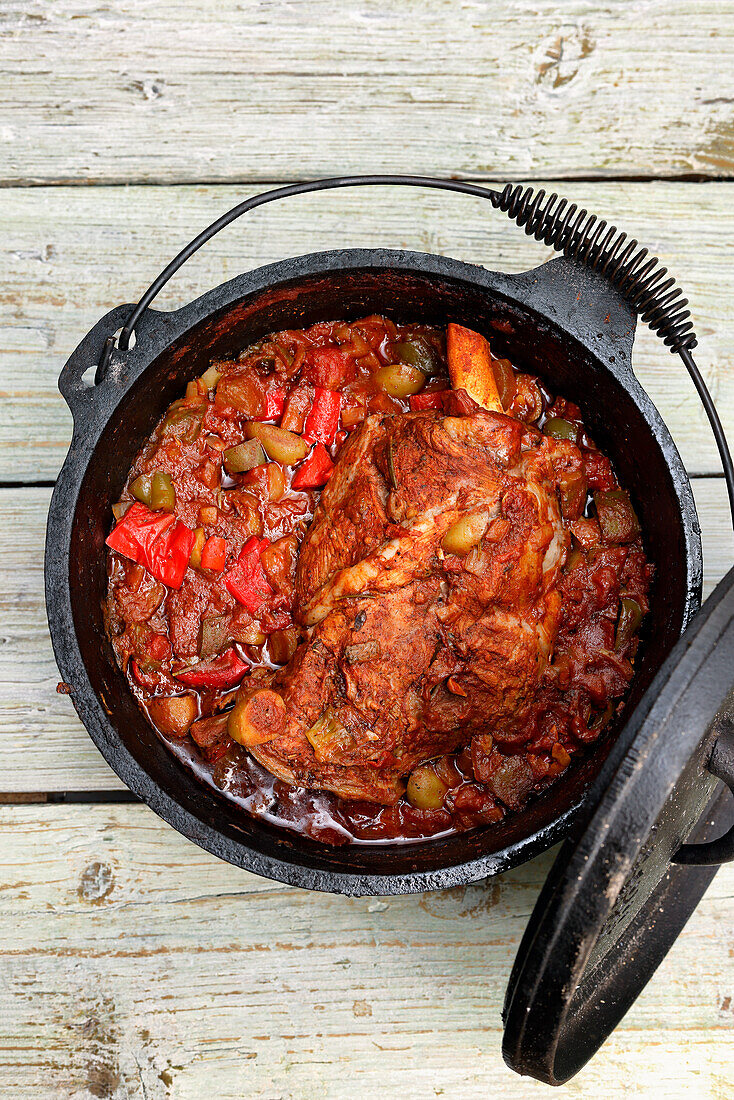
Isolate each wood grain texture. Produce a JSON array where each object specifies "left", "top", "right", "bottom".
[
  {"left": 3, "top": 180, "right": 734, "bottom": 482},
  {"left": 1, "top": 0, "right": 733, "bottom": 185},
  {"left": 0, "top": 479, "right": 730, "bottom": 794},
  {"left": 0, "top": 803, "right": 732, "bottom": 1099}
]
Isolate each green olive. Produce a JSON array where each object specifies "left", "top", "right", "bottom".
[
  {"left": 594, "top": 490, "right": 641, "bottom": 544},
  {"left": 223, "top": 439, "right": 267, "bottom": 474},
  {"left": 543, "top": 417, "right": 577, "bottom": 442},
  {"left": 391, "top": 335, "right": 442, "bottom": 376},
  {"left": 149, "top": 470, "right": 176, "bottom": 512},
  {"left": 406, "top": 766, "right": 448, "bottom": 810},
  {"left": 615, "top": 596, "right": 643, "bottom": 651},
  {"left": 375, "top": 362, "right": 426, "bottom": 398},
  {"left": 161, "top": 404, "right": 203, "bottom": 443}
]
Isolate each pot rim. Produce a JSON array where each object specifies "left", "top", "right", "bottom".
[{"left": 45, "top": 248, "right": 703, "bottom": 895}]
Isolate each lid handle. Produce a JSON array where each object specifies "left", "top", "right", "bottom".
[{"left": 674, "top": 716, "right": 734, "bottom": 864}]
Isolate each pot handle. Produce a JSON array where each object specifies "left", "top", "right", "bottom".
[{"left": 58, "top": 303, "right": 139, "bottom": 417}]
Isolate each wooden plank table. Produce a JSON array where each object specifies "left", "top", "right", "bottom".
[{"left": 1, "top": 3, "right": 733, "bottom": 1096}]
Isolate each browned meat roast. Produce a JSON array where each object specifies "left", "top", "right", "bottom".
[{"left": 240, "top": 406, "right": 576, "bottom": 804}]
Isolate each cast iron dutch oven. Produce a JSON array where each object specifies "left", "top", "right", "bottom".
[{"left": 45, "top": 177, "right": 734, "bottom": 1083}]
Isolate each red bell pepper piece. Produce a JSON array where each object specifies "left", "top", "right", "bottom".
[
  {"left": 224, "top": 536, "right": 273, "bottom": 614},
  {"left": 261, "top": 387, "right": 286, "bottom": 422},
  {"left": 105, "top": 520, "right": 144, "bottom": 563},
  {"left": 291, "top": 443, "right": 335, "bottom": 490},
  {"left": 200, "top": 535, "right": 227, "bottom": 572},
  {"left": 106, "top": 502, "right": 175, "bottom": 566},
  {"left": 409, "top": 391, "right": 445, "bottom": 411},
  {"left": 107, "top": 502, "right": 194, "bottom": 589},
  {"left": 147, "top": 519, "right": 195, "bottom": 589},
  {"left": 303, "top": 388, "right": 341, "bottom": 446},
  {"left": 174, "top": 647, "right": 248, "bottom": 690}
]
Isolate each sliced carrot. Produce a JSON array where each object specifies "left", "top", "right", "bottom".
[
  {"left": 228, "top": 688, "right": 286, "bottom": 748},
  {"left": 446, "top": 323, "right": 503, "bottom": 414}
]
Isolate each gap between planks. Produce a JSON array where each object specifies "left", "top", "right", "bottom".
[{"left": 3, "top": 173, "right": 734, "bottom": 190}]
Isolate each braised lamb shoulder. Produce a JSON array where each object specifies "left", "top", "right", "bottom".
[{"left": 239, "top": 403, "right": 576, "bottom": 804}]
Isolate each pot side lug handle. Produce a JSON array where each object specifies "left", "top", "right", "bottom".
[
  {"left": 502, "top": 255, "right": 638, "bottom": 376},
  {"left": 58, "top": 304, "right": 138, "bottom": 421}
]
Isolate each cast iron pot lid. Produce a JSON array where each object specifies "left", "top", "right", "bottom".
[{"left": 502, "top": 563, "right": 734, "bottom": 1084}]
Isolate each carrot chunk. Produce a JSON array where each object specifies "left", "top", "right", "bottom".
[{"left": 446, "top": 323, "right": 503, "bottom": 414}]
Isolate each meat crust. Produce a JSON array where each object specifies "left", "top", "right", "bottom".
[{"left": 251, "top": 408, "right": 572, "bottom": 804}]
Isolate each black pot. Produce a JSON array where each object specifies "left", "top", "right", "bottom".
[{"left": 45, "top": 247, "right": 702, "bottom": 895}]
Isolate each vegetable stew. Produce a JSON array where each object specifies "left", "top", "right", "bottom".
[{"left": 105, "top": 316, "right": 652, "bottom": 845}]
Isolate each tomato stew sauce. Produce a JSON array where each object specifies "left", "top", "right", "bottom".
[{"left": 105, "top": 316, "right": 652, "bottom": 846}]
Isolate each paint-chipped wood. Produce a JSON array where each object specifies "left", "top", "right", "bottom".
[
  {"left": 0, "top": 480, "right": 730, "bottom": 794},
  {"left": 1, "top": 1, "right": 733, "bottom": 184},
  {"left": 0, "top": 803, "right": 732, "bottom": 1098},
  {"left": 2, "top": 181, "right": 734, "bottom": 482}
]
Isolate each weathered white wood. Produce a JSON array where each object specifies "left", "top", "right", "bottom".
[
  {"left": 2, "top": 181, "right": 734, "bottom": 481},
  {"left": 1, "top": 0, "right": 733, "bottom": 185},
  {"left": 2, "top": 3, "right": 732, "bottom": 1090},
  {"left": 0, "top": 803, "right": 732, "bottom": 1098},
  {"left": 0, "top": 479, "right": 730, "bottom": 794}
]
